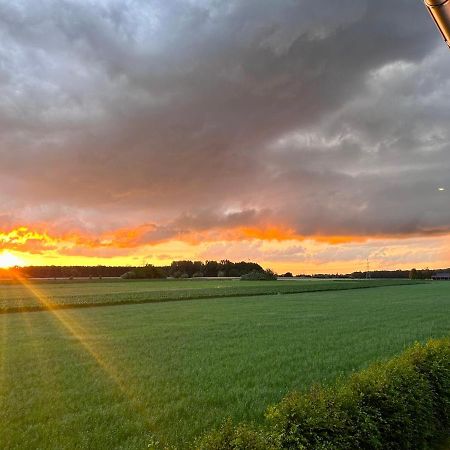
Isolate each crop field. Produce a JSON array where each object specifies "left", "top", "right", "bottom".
[
  {"left": 0, "top": 280, "right": 449, "bottom": 449},
  {"left": 0, "top": 278, "right": 420, "bottom": 313}
]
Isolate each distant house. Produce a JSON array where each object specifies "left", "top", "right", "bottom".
[{"left": 431, "top": 273, "right": 450, "bottom": 281}]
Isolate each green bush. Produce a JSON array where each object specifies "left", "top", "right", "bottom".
[
  {"left": 197, "top": 338, "right": 450, "bottom": 450},
  {"left": 240, "top": 270, "right": 277, "bottom": 281},
  {"left": 196, "top": 419, "right": 275, "bottom": 450}
]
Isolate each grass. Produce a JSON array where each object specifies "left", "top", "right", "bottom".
[
  {"left": 0, "top": 281, "right": 448, "bottom": 449},
  {"left": 0, "top": 278, "right": 421, "bottom": 313}
]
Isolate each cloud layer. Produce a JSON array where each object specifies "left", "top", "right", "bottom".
[{"left": 0, "top": 0, "right": 449, "bottom": 269}]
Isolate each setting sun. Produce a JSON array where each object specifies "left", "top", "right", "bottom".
[{"left": 0, "top": 251, "right": 24, "bottom": 268}]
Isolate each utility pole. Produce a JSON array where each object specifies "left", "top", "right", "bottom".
[{"left": 366, "top": 258, "right": 371, "bottom": 279}]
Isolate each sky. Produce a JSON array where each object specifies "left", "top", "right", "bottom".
[{"left": 0, "top": 0, "right": 449, "bottom": 273}]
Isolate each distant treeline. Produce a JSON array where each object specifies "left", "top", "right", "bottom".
[
  {"left": 285, "top": 268, "right": 446, "bottom": 280},
  {"left": 122, "top": 260, "right": 265, "bottom": 279},
  {"left": 10, "top": 265, "right": 132, "bottom": 279},
  {"left": 349, "top": 268, "right": 442, "bottom": 280},
  {"left": 0, "top": 263, "right": 446, "bottom": 280},
  {"left": 0, "top": 260, "right": 264, "bottom": 279}
]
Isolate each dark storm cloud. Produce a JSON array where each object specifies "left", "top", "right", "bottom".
[{"left": 0, "top": 0, "right": 448, "bottom": 240}]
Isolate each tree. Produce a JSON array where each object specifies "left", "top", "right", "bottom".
[
  {"left": 204, "top": 260, "right": 219, "bottom": 277},
  {"left": 409, "top": 268, "right": 418, "bottom": 280}
]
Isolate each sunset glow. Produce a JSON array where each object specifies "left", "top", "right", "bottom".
[
  {"left": 0, "top": 223, "right": 449, "bottom": 274},
  {"left": 0, "top": 251, "right": 24, "bottom": 269}
]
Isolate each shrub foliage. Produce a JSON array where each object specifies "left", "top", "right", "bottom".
[
  {"left": 240, "top": 270, "right": 278, "bottom": 281},
  {"left": 197, "top": 338, "right": 450, "bottom": 449}
]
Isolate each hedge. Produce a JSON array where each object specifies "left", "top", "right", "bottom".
[
  {"left": 196, "top": 337, "right": 450, "bottom": 450},
  {"left": 240, "top": 270, "right": 278, "bottom": 281}
]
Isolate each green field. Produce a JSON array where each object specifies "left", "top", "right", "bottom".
[
  {"left": 0, "top": 278, "right": 420, "bottom": 313},
  {"left": 0, "top": 280, "right": 449, "bottom": 449}
]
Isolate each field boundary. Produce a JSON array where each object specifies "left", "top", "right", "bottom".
[{"left": 0, "top": 280, "right": 425, "bottom": 315}]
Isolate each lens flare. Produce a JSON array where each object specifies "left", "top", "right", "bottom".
[{"left": 9, "top": 273, "right": 154, "bottom": 430}]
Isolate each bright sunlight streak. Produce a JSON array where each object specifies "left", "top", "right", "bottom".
[{"left": 0, "top": 251, "right": 24, "bottom": 268}]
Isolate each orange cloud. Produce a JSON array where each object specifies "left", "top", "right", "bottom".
[
  {"left": 1, "top": 221, "right": 449, "bottom": 275},
  {"left": 0, "top": 227, "right": 58, "bottom": 253},
  {"left": 0, "top": 223, "right": 436, "bottom": 253}
]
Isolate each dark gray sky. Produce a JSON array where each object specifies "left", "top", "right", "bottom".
[{"left": 0, "top": 0, "right": 449, "bottom": 269}]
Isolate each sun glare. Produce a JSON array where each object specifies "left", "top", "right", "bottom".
[{"left": 0, "top": 251, "right": 24, "bottom": 268}]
